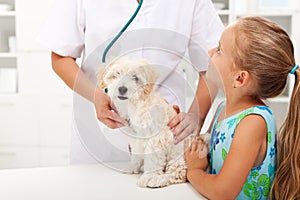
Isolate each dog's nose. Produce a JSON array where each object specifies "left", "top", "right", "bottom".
[{"left": 118, "top": 86, "right": 128, "bottom": 95}]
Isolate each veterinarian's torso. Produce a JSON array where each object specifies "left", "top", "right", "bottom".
[
  {"left": 37, "top": 0, "right": 223, "bottom": 163},
  {"left": 81, "top": 0, "right": 223, "bottom": 108}
]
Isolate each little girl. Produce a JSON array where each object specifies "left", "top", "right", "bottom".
[{"left": 184, "top": 16, "right": 299, "bottom": 200}]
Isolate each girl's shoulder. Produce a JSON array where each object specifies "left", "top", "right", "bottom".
[
  {"left": 219, "top": 102, "right": 274, "bottom": 125},
  {"left": 213, "top": 102, "right": 276, "bottom": 135},
  {"left": 239, "top": 105, "right": 275, "bottom": 128}
]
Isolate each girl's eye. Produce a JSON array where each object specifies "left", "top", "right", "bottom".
[
  {"left": 132, "top": 75, "right": 138, "bottom": 81},
  {"left": 216, "top": 46, "right": 221, "bottom": 54}
]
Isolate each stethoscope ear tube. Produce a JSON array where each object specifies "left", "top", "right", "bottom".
[{"left": 101, "top": 0, "right": 144, "bottom": 63}]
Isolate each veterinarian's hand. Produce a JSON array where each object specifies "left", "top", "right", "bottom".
[
  {"left": 168, "top": 112, "right": 201, "bottom": 144},
  {"left": 173, "top": 105, "right": 180, "bottom": 114},
  {"left": 94, "top": 88, "right": 128, "bottom": 129},
  {"left": 184, "top": 138, "right": 209, "bottom": 172}
]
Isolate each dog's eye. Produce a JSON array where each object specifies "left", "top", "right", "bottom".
[
  {"left": 132, "top": 75, "right": 139, "bottom": 81},
  {"left": 112, "top": 72, "right": 120, "bottom": 79}
]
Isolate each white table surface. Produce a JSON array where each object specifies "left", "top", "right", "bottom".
[{"left": 0, "top": 164, "right": 206, "bottom": 200}]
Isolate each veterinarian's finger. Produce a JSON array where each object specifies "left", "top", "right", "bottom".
[
  {"left": 107, "top": 101, "right": 128, "bottom": 124},
  {"left": 107, "top": 111, "right": 128, "bottom": 126},
  {"left": 171, "top": 114, "right": 189, "bottom": 136},
  {"left": 174, "top": 129, "right": 191, "bottom": 144},
  {"left": 109, "top": 101, "right": 119, "bottom": 113},
  {"left": 170, "top": 113, "right": 200, "bottom": 144},
  {"left": 167, "top": 113, "right": 182, "bottom": 129},
  {"left": 180, "top": 127, "right": 200, "bottom": 143},
  {"left": 173, "top": 105, "right": 180, "bottom": 114},
  {"left": 174, "top": 121, "right": 198, "bottom": 144},
  {"left": 101, "top": 118, "right": 123, "bottom": 129}
]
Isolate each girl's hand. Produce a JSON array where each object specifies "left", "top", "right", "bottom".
[
  {"left": 168, "top": 112, "right": 201, "bottom": 144},
  {"left": 184, "top": 138, "right": 209, "bottom": 172},
  {"left": 94, "top": 88, "right": 128, "bottom": 129}
]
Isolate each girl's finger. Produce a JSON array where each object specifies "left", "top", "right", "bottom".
[
  {"left": 199, "top": 143, "right": 209, "bottom": 159},
  {"left": 184, "top": 138, "right": 190, "bottom": 152},
  {"left": 190, "top": 140, "right": 198, "bottom": 151}
]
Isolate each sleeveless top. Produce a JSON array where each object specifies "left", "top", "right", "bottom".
[{"left": 209, "top": 102, "right": 277, "bottom": 200}]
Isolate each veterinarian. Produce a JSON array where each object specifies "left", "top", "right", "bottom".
[{"left": 37, "top": 0, "right": 224, "bottom": 164}]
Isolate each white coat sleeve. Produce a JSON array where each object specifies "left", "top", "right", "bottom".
[
  {"left": 36, "top": 0, "right": 86, "bottom": 58},
  {"left": 188, "top": 0, "right": 224, "bottom": 72}
]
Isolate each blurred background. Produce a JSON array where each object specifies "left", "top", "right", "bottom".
[{"left": 0, "top": 0, "right": 299, "bottom": 169}]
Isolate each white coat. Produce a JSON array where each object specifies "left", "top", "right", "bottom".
[{"left": 37, "top": 0, "right": 224, "bottom": 164}]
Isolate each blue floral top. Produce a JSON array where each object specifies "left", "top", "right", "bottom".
[{"left": 209, "top": 102, "right": 277, "bottom": 200}]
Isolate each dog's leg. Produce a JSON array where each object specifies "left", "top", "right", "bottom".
[
  {"left": 158, "top": 157, "right": 186, "bottom": 186},
  {"left": 136, "top": 140, "right": 169, "bottom": 188},
  {"left": 128, "top": 154, "right": 144, "bottom": 174},
  {"left": 150, "top": 141, "right": 187, "bottom": 187},
  {"left": 137, "top": 156, "right": 187, "bottom": 188},
  {"left": 122, "top": 138, "right": 145, "bottom": 174},
  {"left": 139, "top": 143, "right": 187, "bottom": 188},
  {"left": 120, "top": 154, "right": 143, "bottom": 174},
  {"left": 136, "top": 150, "right": 166, "bottom": 188}
]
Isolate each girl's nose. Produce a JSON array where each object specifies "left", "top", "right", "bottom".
[{"left": 208, "top": 47, "right": 217, "bottom": 57}]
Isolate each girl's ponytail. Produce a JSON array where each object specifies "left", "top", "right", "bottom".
[{"left": 270, "top": 67, "right": 300, "bottom": 200}]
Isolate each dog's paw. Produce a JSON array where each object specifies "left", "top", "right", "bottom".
[
  {"left": 116, "top": 163, "right": 141, "bottom": 174},
  {"left": 121, "top": 166, "right": 141, "bottom": 174},
  {"left": 130, "top": 168, "right": 142, "bottom": 174},
  {"left": 137, "top": 174, "right": 154, "bottom": 188},
  {"left": 137, "top": 174, "right": 169, "bottom": 188},
  {"left": 146, "top": 175, "right": 169, "bottom": 188}
]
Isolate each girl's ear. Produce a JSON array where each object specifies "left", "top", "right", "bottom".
[{"left": 234, "top": 70, "right": 250, "bottom": 88}]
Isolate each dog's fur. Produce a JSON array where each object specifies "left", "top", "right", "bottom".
[{"left": 97, "top": 57, "right": 186, "bottom": 188}]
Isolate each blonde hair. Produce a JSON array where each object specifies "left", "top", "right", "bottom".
[{"left": 232, "top": 16, "right": 300, "bottom": 200}]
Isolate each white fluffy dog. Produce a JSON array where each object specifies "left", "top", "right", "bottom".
[{"left": 97, "top": 57, "right": 187, "bottom": 188}]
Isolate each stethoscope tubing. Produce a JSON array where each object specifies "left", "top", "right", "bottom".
[{"left": 102, "top": 0, "right": 144, "bottom": 63}]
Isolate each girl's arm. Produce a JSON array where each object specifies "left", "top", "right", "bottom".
[{"left": 185, "top": 114, "right": 267, "bottom": 200}]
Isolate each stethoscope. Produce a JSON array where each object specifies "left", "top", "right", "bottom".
[{"left": 102, "top": 0, "right": 144, "bottom": 63}]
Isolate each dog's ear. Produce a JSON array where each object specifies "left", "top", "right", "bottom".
[
  {"left": 96, "top": 57, "right": 127, "bottom": 89},
  {"left": 96, "top": 64, "right": 107, "bottom": 89},
  {"left": 138, "top": 61, "right": 159, "bottom": 95}
]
